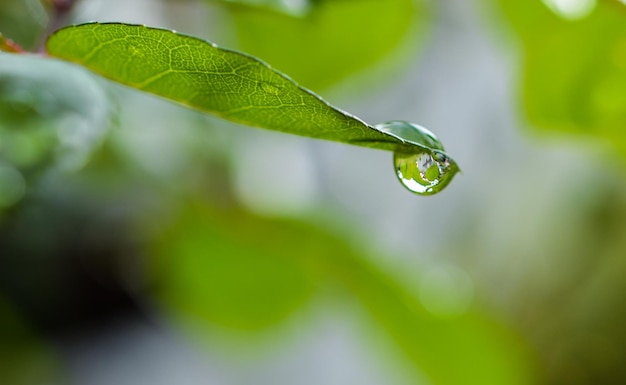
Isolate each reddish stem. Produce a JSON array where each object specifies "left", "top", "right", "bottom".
[{"left": 0, "top": 34, "right": 26, "bottom": 53}]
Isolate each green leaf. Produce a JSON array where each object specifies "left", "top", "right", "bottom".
[
  {"left": 0, "top": 0, "right": 47, "bottom": 50},
  {"left": 150, "top": 203, "right": 315, "bottom": 331},
  {"left": 45, "top": 22, "right": 439, "bottom": 154},
  {"left": 225, "top": 0, "right": 422, "bottom": 91},
  {"left": 146, "top": 200, "right": 537, "bottom": 384},
  {"left": 495, "top": 0, "right": 626, "bottom": 150},
  {"left": 46, "top": 22, "right": 459, "bottom": 195},
  {"left": 0, "top": 53, "right": 110, "bottom": 170},
  {"left": 0, "top": 52, "right": 111, "bottom": 214}
]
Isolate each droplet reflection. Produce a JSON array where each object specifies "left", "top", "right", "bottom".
[
  {"left": 394, "top": 150, "right": 455, "bottom": 195},
  {"left": 375, "top": 120, "right": 459, "bottom": 195}
]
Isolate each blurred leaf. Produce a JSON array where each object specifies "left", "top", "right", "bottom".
[
  {"left": 0, "top": 53, "right": 110, "bottom": 213},
  {"left": 45, "top": 23, "right": 449, "bottom": 155},
  {"left": 149, "top": 204, "right": 316, "bottom": 330},
  {"left": 496, "top": 0, "right": 626, "bottom": 150},
  {"left": 0, "top": 0, "right": 47, "bottom": 50},
  {"left": 0, "top": 53, "right": 110, "bottom": 169},
  {"left": 147, "top": 200, "right": 537, "bottom": 384},
  {"left": 0, "top": 295, "right": 64, "bottom": 385},
  {"left": 333, "top": 254, "right": 537, "bottom": 385},
  {"left": 227, "top": 0, "right": 422, "bottom": 91}
]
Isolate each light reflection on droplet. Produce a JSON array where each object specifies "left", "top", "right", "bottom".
[
  {"left": 374, "top": 120, "right": 458, "bottom": 196},
  {"left": 393, "top": 151, "right": 455, "bottom": 195}
]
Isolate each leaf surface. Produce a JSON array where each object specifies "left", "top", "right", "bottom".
[
  {"left": 45, "top": 22, "right": 439, "bottom": 154},
  {"left": 148, "top": 200, "right": 537, "bottom": 385}
]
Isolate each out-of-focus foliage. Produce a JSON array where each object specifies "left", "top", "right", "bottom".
[
  {"left": 149, "top": 200, "right": 536, "bottom": 385},
  {"left": 150, "top": 203, "right": 316, "bottom": 330},
  {"left": 0, "top": 0, "right": 46, "bottom": 50},
  {"left": 495, "top": 0, "right": 626, "bottom": 150},
  {"left": 225, "top": 0, "right": 421, "bottom": 91},
  {"left": 506, "top": 177, "right": 626, "bottom": 385},
  {"left": 0, "top": 53, "right": 109, "bottom": 212},
  {"left": 5, "top": 0, "right": 626, "bottom": 385}
]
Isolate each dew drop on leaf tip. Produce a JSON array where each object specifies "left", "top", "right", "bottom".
[
  {"left": 393, "top": 151, "right": 456, "bottom": 195},
  {"left": 374, "top": 120, "right": 459, "bottom": 196}
]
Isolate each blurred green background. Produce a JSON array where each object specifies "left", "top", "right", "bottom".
[{"left": 2, "top": 0, "right": 626, "bottom": 384}]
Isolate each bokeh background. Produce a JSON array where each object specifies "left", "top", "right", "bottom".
[{"left": 2, "top": 0, "right": 626, "bottom": 384}]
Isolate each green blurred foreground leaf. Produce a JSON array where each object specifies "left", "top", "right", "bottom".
[
  {"left": 45, "top": 23, "right": 445, "bottom": 155},
  {"left": 149, "top": 201, "right": 537, "bottom": 385},
  {"left": 151, "top": 204, "right": 315, "bottom": 330}
]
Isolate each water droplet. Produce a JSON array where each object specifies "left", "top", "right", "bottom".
[
  {"left": 375, "top": 120, "right": 444, "bottom": 151},
  {"left": 375, "top": 120, "right": 459, "bottom": 195},
  {"left": 394, "top": 150, "right": 456, "bottom": 195}
]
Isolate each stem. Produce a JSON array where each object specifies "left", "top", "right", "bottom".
[
  {"left": 38, "top": 0, "right": 77, "bottom": 53},
  {"left": 0, "top": 34, "right": 26, "bottom": 53}
]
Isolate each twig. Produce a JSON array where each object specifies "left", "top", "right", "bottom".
[{"left": 0, "top": 33, "right": 26, "bottom": 53}]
